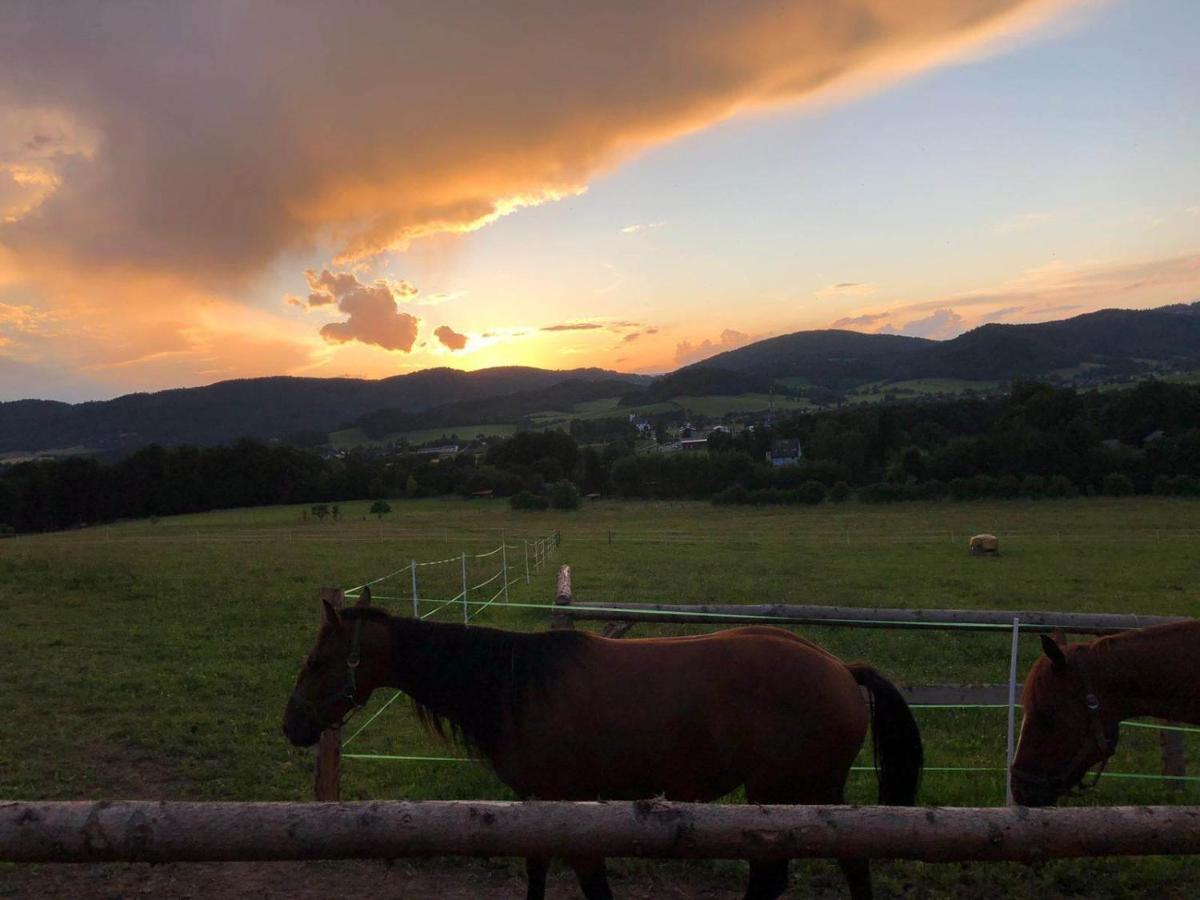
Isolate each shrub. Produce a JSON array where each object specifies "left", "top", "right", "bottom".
[
  {"left": 829, "top": 481, "right": 850, "bottom": 503},
  {"left": 1046, "top": 475, "right": 1079, "bottom": 499},
  {"left": 859, "top": 482, "right": 911, "bottom": 503},
  {"left": 1021, "top": 475, "right": 1046, "bottom": 498},
  {"left": 1103, "top": 472, "right": 1134, "bottom": 497},
  {"left": 712, "top": 483, "right": 749, "bottom": 505},
  {"left": 549, "top": 480, "right": 581, "bottom": 510},
  {"left": 369, "top": 500, "right": 391, "bottom": 519},
  {"left": 509, "top": 491, "right": 549, "bottom": 511},
  {"left": 797, "top": 481, "right": 826, "bottom": 505},
  {"left": 995, "top": 474, "right": 1021, "bottom": 499}
]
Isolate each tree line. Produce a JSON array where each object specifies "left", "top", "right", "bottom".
[{"left": 3, "top": 379, "right": 1200, "bottom": 533}]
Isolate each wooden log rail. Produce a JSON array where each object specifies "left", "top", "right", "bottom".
[
  {"left": 3, "top": 801, "right": 1199, "bottom": 864},
  {"left": 559, "top": 601, "right": 1187, "bottom": 635}
]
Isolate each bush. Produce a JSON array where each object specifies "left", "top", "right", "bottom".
[
  {"left": 1045, "top": 475, "right": 1079, "bottom": 499},
  {"left": 509, "top": 491, "right": 549, "bottom": 511},
  {"left": 995, "top": 474, "right": 1021, "bottom": 499},
  {"left": 949, "top": 477, "right": 975, "bottom": 501},
  {"left": 0, "top": 523, "right": 15, "bottom": 539},
  {"left": 549, "top": 480, "right": 581, "bottom": 510},
  {"left": 911, "top": 479, "right": 948, "bottom": 501},
  {"left": 369, "top": 499, "right": 391, "bottom": 519},
  {"left": 797, "top": 480, "right": 826, "bottom": 505},
  {"left": 1021, "top": 475, "right": 1046, "bottom": 498},
  {"left": 829, "top": 481, "right": 850, "bottom": 503},
  {"left": 712, "top": 483, "right": 749, "bottom": 505},
  {"left": 859, "top": 482, "right": 912, "bottom": 503},
  {"left": 1107, "top": 472, "right": 1137, "bottom": 497},
  {"left": 1103, "top": 472, "right": 1134, "bottom": 497}
]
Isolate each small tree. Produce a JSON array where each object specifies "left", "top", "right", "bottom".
[
  {"left": 311, "top": 504, "right": 329, "bottom": 522},
  {"left": 370, "top": 500, "right": 392, "bottom": 520},
  {"left": 331, "top": 504, "right": 341, "bottom": 521},
  {"left": 405, "top": 474, "right": 419, "bottom": 498},
  {"left": 1103, "top": 472, "right": 1134, "bottom": 497},
  {"left": 549, "top": 480, "right": 581, "bottom": 511}
]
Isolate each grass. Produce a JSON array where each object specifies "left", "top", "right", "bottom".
[
  {"left": 848, "top": 378, "right": 1002, "bottom": 403},
  {"left": 330, "top": 424, "right": 516, "bottom": 448},
  {"left": 2, "top": 496, "right": 1199, "bottom": 894}
]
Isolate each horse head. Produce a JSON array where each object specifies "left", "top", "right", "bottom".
[
  {"left": 282, "top": 589, "right": 387, "bottom": 747},
  {"left": 1010, "top": 632, "right": 1119, "bottom": 806}
]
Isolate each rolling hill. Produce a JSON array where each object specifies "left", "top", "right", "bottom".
[{"left": 4, "top": 302, "right": 1199, "bottom": 455}]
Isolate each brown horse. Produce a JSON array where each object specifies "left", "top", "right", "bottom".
[
  {"left": 1011, "top": 620, "right": 1200, "bottom": 807},
  {"left": 282, "top": 595, "right": 923, "bottom": 900}
]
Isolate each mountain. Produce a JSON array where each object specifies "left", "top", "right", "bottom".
[
  {"left": 0, "top": 367, "right": 644, "bottom": 455},
  {"left": 5, "top": 302, "right": 1200, "bottom": 456},
  {"left": 680, "top": 303, "right": 1200, "bottom": 385},
  {"left": 670, "top": 329, "right": 932, "bottom": 388}
]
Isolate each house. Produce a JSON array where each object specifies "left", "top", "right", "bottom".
[
  {"left": 679, "top": 437, "right": 711, "bottom": 452},
  {"left": 766, "top": 439, "right": 802, "bottom": 467}
]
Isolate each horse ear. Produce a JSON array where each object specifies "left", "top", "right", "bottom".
[
  {"left": 356, "top": 586, "right": 372, "bottom": 608},
  {"left": 321, "top": 598, "right": 342, "bottom": 629},
  {"left": 1041, "top": 634, "right": 1067, "bottom": 671},
  {"left": 1051, "top": 627, "right": 1068, "bottom": 649}
]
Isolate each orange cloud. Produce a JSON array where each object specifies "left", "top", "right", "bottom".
[
  {"left": 434, "top": 325, "right": 468, "bottom": 351},
  {"left": 1, "top": 1, "right": 1078, "bottom": 280},
  {"left": 829, "top": 252, "right": 1200, "bottom": 337}
]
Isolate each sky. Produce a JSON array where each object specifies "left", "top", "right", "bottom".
[{"left": 0, "top": 0, "right": 1197, "bottom": 402}]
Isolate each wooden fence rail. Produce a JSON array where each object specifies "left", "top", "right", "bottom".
[
  {"left": 3, "top": 801, "right": 1199, "bottom": 864},
  {"left": 557, "top": 600, "right": 1186, "bottom": 635}
]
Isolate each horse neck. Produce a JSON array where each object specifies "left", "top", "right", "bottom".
[
  {"left": 1090, "top": 623, "right": 1200, "bottom": 724},
  {"left": 380, "top": 616, "right": 480, "bottom": 704}
]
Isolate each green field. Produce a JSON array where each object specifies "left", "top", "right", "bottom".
[
  {"left": 330, "top": 423, "right": 517, "bottom": 448},
  {"left": 2, "top": 497, "right": 1199, "bottom": 895},
  {"left": 848, "top": 378, "right": 1002, "bottom": 403}
]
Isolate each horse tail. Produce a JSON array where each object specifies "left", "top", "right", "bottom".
[{"left": 847, "top": 664, "right": 924, "bottom": 806}]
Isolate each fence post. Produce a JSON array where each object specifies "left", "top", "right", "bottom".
[
  {"left": 524, "top": 540, "right": 530, "bottom": 584},
  {"left": 502, "top": 542, "right": 510, "bottom": 605},
  {"left": 461, "top": 552, "right": 469, "bottom": 625},
  {"left": 1161, "top": 724, "right": 1186, "bottom": 791},
  {"left": 410, "top": 560, "right": 418, "bottom": 618},
  {"left": 315, "top": 587, "right": 345, "bottom": 802},
  {"left": 1006, "top": 616, "right": 1021, "bottom": 807},
  {"left": 551, "top": 564, "right": 573, "bottom": 631}
]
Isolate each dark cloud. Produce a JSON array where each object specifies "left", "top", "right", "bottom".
[{"left": 434, "top": 325, "right": 468, "bottom": 351}]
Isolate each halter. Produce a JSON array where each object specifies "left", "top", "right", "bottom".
[
  {"left": 290, "top": 615, "right": 366, "bottom": 732},
  {"left": 1010, "top": 647, "right": 1117, "bottom": 799}
]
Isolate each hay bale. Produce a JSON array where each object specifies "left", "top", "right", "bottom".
[{"left": 969, "top": 533, "right": 999, "bottom": 556}]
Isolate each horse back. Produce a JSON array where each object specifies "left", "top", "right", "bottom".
[{"left": 491, "top": 627, "right": 867, "bottom": 801}]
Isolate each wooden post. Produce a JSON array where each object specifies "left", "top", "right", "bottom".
[
  {"left": 551, "top": 564, "right": 573, "bottom": 631},
  {"left": 1161, "top": 723, "right": 1187, "bottom": 791},
  {"left": 315, "top": 587, "right": 345, "bottom": 802},
  {"left": 1006, "top": 617, "right": 1020, "bottom": 807},
  {"left": 524, "top": 540, "right": 530, "bottom": 584},
  {"left": 502, "top": 541, "right": 510, "bottom": 605},
  {"left": 461, "top": 552, "right": 469, "bottom": 624}
]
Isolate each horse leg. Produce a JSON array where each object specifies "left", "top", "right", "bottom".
[
  {"left": 525, "top": 857, "right": 549, "bottom": 900},
  {"left": 744, "top": 861, "right": 789, "bottom": 900},
  {"left": 567, "top": 856, "right": 613, "bottom": 900},
  {"left": 837, "top": 860, "right": 873, "bottom": 900}
]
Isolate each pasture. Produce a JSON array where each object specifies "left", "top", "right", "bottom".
[{"left": 2, "top": 496, "right": 1199, "bottom": 896}]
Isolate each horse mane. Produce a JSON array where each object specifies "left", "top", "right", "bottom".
[{"left": 341, "top": 608, "right": 589, "bottom": 760}]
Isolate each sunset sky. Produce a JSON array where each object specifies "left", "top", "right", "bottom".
[{"left": 1, "top": 0, "right": 1197, "bottom": 402}]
